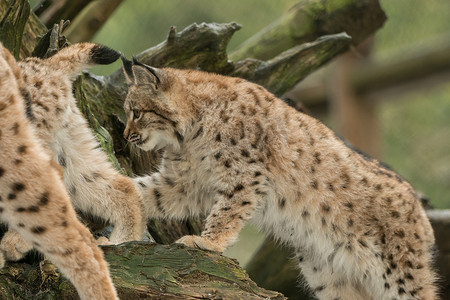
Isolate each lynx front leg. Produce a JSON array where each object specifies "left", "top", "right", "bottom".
[{"left": 176, "top": 185, "right": 261, "bottom": 253}]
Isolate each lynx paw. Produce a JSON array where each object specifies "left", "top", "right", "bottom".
[
  {"left": 175, "top": 235, "right": 224, "bottom": 253},
  {"left": 0, "top": 231, "right": 33, "bottom": 261}
]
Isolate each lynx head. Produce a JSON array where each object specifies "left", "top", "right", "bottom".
[{"left": 121, "top": 57, "right": 186, "bottom": 152}]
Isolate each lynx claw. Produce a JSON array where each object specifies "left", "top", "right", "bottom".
[{"left": 175, "top": 235, "right": 224, "bottom": 253}]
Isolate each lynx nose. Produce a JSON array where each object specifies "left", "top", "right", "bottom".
[{"left": 123, "top": 127, "right": 130, "bottom": 140}]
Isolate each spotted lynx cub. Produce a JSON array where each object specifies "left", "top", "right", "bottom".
[
  {"left": 0, "top": 43, "right": 146, "bottom": 262},
  {"left": 122, "top": 57, "right": 437, "bottom": 300},
  {"left": 0, "top": 43, "right": 117, "bottom": 300}
]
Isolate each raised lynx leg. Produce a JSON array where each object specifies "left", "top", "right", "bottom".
[
  {"left": 58, "top": 110, "right": 146, "bottom": 244},
  {"left": 0, "top": 44, "right": 117, "bottom": 300}
]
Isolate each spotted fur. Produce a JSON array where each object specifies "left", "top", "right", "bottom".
[
  {"left": 1, "top": 43, "right": 146, "bottom": 263},
  {"left": 0, "top": 43, "right": 117, "bottom": 300},
  {"left": 122, "top": 57, "right": 438, "bottom": 300}
]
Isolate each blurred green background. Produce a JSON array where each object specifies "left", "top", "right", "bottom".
[{"left": 30, "top": 0, "right": 450, "bottom": 266}]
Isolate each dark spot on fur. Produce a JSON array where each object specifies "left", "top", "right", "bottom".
[
  {"left": 154, "top": 189, "right": 161, "bottom": 200},
  {"left": 0, "top": 167, "right": 4, "bottom": 177},
  {"left": 358, "top": 239, "right": 368, "bottom": 247},
  {"left": 17, "top": 145, "right": 27, "bottom": 154},
  {"left": 216, "top": 132, "right": 221, "bottom": 141},
  {"left": 327, "top": 182, "right": 334, "bottom": 191},
  {"left": 279, "top": 198, "right": 286, "bottom": 208},
  {"left": 391, "top": 211, "right": 400, "bottom": 218},
  {"left": 193, "top": 126, "right": 203, "bottom": 139},
  {"left": 13, "top": 183, "right": 25, "bottom": 192},
  {"left": 224, "top": 160, "right": 231, "bottom": 168},
  {"left": 347, "top": 219, "right": 354, "bottom": 227},
  {"left": 28, "top": 206, "right": 39, "bottom": 212},
  {"left": 301, "top": 210, "right": 309, "bottom": 218},
  {"left": 32, "top": 226, "right": 46, "bottom": 234},
  {"left": 321, "top": 203, "right": 330, "bottom": 212},
  {"left": 214, "top": 152, "right": 222, "bottom": 160},
  {"left": 34, "top": 81, "right": 42, "bottom": 89},
  {"left": 39, "top": 192, "right": 49, "bottom": 205},
  {"left": 313, "top": 152, "right": 322, "bottom": 164},
  {"left": 241, "top": 149, "right": 250, "bottom": 157},
  {"left": 231, "top": 138, "right": 237, "bottom": 145},
  {"left": 234, "top": 184, "right": 244, "bottom": 192},
  {"left": 384, "top": 283, "right": 390, "bottom": 289},
  {"left": 139, "top": 181, "right": 146, "bottom": 187},
  {"left": 58, "top": 154, "right": 66, "bottom": 167},
  {"left": 8, "top": 193, "right": 16, "bottom": 200},
  {"left": 12, "top": 122, "right": 19, "bottom": 134},
  {"left": 396, "top": 230, "right": 405, "bottom": 238},
  {"left": 242, "top": 201, "right": 251, "bottom": 206},
  {"left": 398, "top": 287, "right": 405, "bottom": 294},
  {"left": 311, "top": 180, "right": 318, "bottom": 189}
]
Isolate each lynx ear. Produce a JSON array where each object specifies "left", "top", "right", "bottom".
[
  {"left": 131, "top": 57, "right": 161, "bottom": 87},
  {"left": 121, "top": 55, "right": 134, "bottom": 84}
]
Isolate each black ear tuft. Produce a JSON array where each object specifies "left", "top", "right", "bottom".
[
  {"left": 90, "top": 44, "right": 120, "bottom": 65},
  {"left": 121, "top": 55, "right": 134, "bottom": 81},
  {"left": 131, "top": 56, "right": 160, "bottom": 84}
]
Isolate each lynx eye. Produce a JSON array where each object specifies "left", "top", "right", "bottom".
[{"left": 133, "top": 109, "right": 142, "bottom": 120}]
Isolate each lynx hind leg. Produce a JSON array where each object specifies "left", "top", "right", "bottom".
[{"left": 0, "top": 229, "right": 33, "bottom": 262}]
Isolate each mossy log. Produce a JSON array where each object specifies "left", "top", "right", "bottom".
[
  {"left": 0, "top": 243, "right": 284, "bottom": 299},
  {"left": 230, "top": 0, "right": 386, "bottom": 61}
]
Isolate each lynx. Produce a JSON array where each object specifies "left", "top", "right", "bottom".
[
  {"left": 0, "top": 43, "right": 117, "bottom": 299},
  {"left": 122, "top": 57, "right": 437, "bottom": 300},
  {"left": 1, "top": 43, "right": 146, "bottom": 262}
]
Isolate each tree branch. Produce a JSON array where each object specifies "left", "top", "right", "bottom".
[{"left": 230, "top": 0, "right": 386, "bottom": 61}]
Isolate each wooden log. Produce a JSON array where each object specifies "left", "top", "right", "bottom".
[
  {"left": 230, "top": 0, "right": 386, "bottom": 61},
  {"left": 0, "top": 243, "right": 285, "bottom": 299}
]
